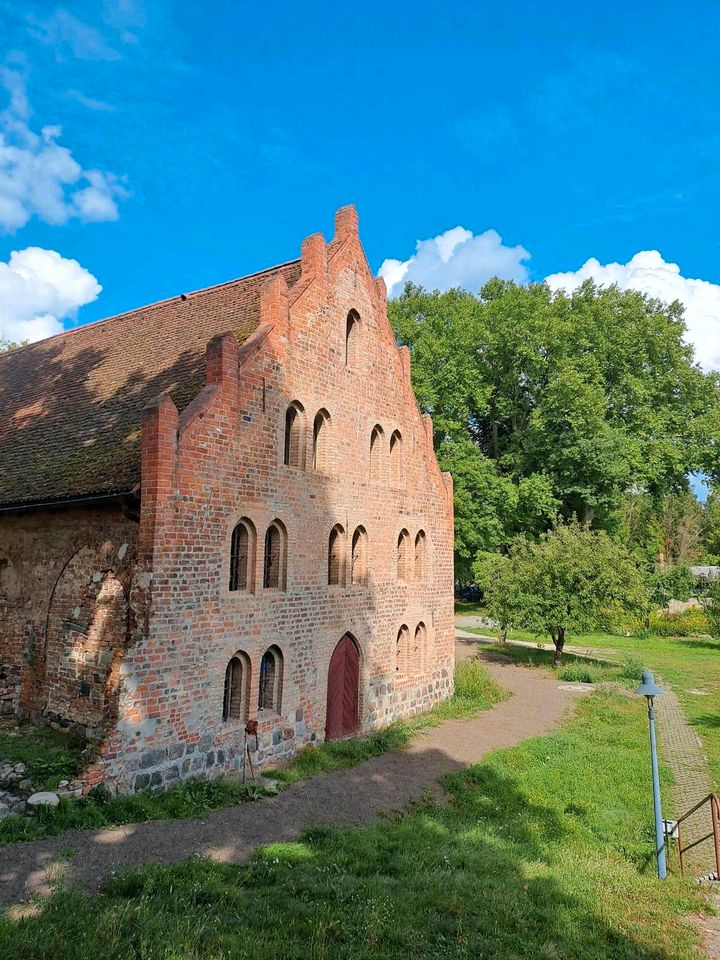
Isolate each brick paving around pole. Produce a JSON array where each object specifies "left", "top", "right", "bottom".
[{"left": 655, "top": 683, "right": 717, "bottom": 877}]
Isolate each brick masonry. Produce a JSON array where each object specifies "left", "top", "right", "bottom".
[
  {"left": 655, "top": 683, "right": 717, "bottom": 875},
  {"left": 0, "top": 206, "right": 455, "bottom": 793}
]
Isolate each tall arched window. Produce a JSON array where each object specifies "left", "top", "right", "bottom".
[
  {"left": 397, "top": 529, "right": 410, "bottom": 582},
  {"left": 313, "top": 409, "right": 331, "bottom": 473},
  {"left": 229, "top": 518, "right": 256, "bottom": 592},
  {"left": 223, "top": 652, "right": 251, "bottom": 721},
  {"left": 389, "top": 430, "right": 404, "bottom": 485},
  {"left": 264, "top": 520, "right": 287, "bottom": 590},
  {"left": 414, "top": 530, "right": 427, "bottom": 582},
  {"left": 396, "top": 625, "right": 409, "bottom": 675},
  {"left": 346, "top": 309, "right": 360, "bottom": 367},
  {"left": 328, "top": 524, "right": 346, "bottom": 585},
  {"left": 258, "top": 645, "right": 284, "bottom": 713},
  {"left": 284, "top": 402, "right": 305, "bottom": 468},
  {"left": 369, "top": 424, "right": 384, "bottom": 483},
  {"left": 413, "top": 622, "right": 427, "bottom": 674},
  {"left": 351, "top": 526, "right": 368, "bottom": 586}
]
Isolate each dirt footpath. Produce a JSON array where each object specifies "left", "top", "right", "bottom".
[{"left": 0, "top": 645, "right": 586, "bottom": 910}]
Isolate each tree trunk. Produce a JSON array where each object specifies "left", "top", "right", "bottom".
[
  {"left": 553, "top": 627, "right": 565, "bottom": 667},
  {"left": 499, "top": 625, "right": 507, "bottom": 644}
]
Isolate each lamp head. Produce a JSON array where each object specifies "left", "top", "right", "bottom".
[{"left": 635, "top": 669, "right": 663, "bottom": 700}]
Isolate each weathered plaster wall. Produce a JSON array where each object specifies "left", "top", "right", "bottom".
[{"left": 0, "top": 506, "right": 139, "bottom": 738}]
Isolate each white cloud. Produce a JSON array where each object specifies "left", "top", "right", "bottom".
[
  {"left": 28, "top": 8, "right": 121, "bottom": 61},
  {"left": 0, "top": 66, "right": 127, "bottom": 232},
  {"left": 545, "top": 251, "right": 720, "bottom": 370},
  {"left": 0, "top": 246, "right": 101, "bottom": 344},
  {"left": 379, "top": 226, "right": 531, "bottom": 298}
]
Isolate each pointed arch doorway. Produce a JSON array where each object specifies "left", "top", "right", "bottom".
[{"left": 325, "top": 633, "right": 360, "bottom": 741}]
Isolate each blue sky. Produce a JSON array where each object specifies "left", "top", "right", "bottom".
[{"left": 1, "top": 0, "right": 720, "bottom": 378}]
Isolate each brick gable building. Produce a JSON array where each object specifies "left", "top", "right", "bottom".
[{"left": 0, "top": 206, "right": 455, "bottom": 792}]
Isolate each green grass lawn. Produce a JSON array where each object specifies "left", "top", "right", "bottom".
[
  {"left": 0, "top": 721, "right": 85, "bottom": 789},
  {"left": 0, "top": 660, "right": 506, "bottom": 845},
  {"left": 0, "top": 690, "right": 706, "bottom": 959},
  {"left": 466, "top": 625, "right": 720, "bottom": 790}
]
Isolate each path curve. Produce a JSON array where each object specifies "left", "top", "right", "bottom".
[{"left": 0, "top": 648, "right": 586, "bottom": 909}]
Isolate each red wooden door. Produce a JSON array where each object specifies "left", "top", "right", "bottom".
[{"left": 325, "top": 634, "right": 360, "bottom": 741}]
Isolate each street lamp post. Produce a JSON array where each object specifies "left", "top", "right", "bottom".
[{"left": 635, "top": 669, "right": 667, "bottom": 880}]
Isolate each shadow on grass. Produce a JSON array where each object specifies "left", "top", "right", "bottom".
[
  {"left": 0, "top": 692, "right": 703, "bottom": 959},
  {"left": 691, "top": 714, "right": 720, "bottom": 730},
  {"left": 0, "top": 762, "right": 699, "bottom": 960},
  {"left": 675, "top": 638, "right": 720, "bottom": 653}
]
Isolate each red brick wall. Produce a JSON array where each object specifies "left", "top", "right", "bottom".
[
  {"left": 96, "top": 206, "right": 456, "bottom": 791},
  {"left": 0, "top": 507, "right": 140, "bottom": 736}
]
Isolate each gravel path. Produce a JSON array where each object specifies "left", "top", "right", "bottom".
[{"left": 0, "top": 644, "right": 587, "bottom": 910}]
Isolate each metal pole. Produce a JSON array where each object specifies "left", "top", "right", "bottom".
[{"left": 647, "top": 696, "right": 667, "bottom": 879}]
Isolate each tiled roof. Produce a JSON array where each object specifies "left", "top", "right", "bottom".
[{"left": 0, "top": 260, "right": 302, "bottom": 508}]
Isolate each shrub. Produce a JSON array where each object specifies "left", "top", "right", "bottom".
[
  {"left": 619, "top": 655, "right": 644, "bottom": 683},
  {"left": 648, "top": 608, "right": 710, "bottom": 637}
]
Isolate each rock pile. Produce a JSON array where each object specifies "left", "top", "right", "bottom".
[{"left": 0, "top": 761, "right": 83, "bottom": 820}]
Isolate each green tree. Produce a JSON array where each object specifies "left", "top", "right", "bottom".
[
  {"left": 389, "top": 280, "right": 720, "bottom": 569},
  {"left": 651, "top": 564, "right": 696, "bottom": 609},
  {"left": 0, "top": 338, "right": 26, "bottom": 352},
  {"left": 482, "top": 522, "right": 650, "bottom": 664}
]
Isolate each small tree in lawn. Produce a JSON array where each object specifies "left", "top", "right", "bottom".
[
  {"left": 473, "top": 551, "right": 518, "bottom": 643},
  {"left": 484, "top": 521, "right": 650, "bottom": 665}
]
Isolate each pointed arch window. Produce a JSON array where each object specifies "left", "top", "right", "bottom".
[
  {"left": 414, "top": 530, "right": 427, "bottom": 582},
  {"left": 346, "top": 309, "right": 360, "bottom": 367},
  {"left": 223, "top": 652, "right": 251, "bottom": 722},
  {"left": 328, "top": 524, "right": 346, "bottom": 585},
  {"left": 397, "top": 529, "right": 410, "bottom": 582},
  {"left": 313, "top": 409, "right": 332, "bottom": 473},
  {"left": 369, "top": 424, "right": 384, "bottom": 483},
  {"left": 413, "top": 622, "right": 427, "bottom": 674},
  {"left": 396, "top": 624, "right": 409, "bottom": 675},
  {"left": 259, "top": 646, "right": 284, "bottom": 713},
  {"left": 351, "top": 526, "right": 368, "bottom": 586},
  {"left": 389, "top": 430, "right": 404, "bottom": 485},
  {"left": 284, "top": 402, "right": 305, "bottom": 468},
  {"left": 264, "top": 520, "right": 288, "bottom": 590},
  {"left": 229, "top": 518, "right": 256, "bottom": 592}
]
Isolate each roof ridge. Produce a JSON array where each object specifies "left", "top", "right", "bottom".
[{"left": 0, "top": 257, "right": 301, "bottom": 360}]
